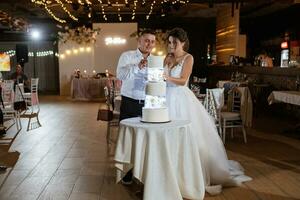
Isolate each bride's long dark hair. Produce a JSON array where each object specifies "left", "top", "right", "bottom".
[{"left": 166, "top": 28, "right": 189, "bottom": 52}]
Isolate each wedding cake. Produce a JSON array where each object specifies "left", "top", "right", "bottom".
[{"left": 141, "top": 55, "right": 170, "bottom": 123}]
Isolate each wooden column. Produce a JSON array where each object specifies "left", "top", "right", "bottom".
[{"left": 216, "top": 4, "right": 245, "bottom": 64}]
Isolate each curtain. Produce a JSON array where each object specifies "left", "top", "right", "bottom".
[{"left": 0, "top": 41, "right": 59, "bottom": 94}]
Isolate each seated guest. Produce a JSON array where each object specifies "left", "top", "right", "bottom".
[
  {"left": 259, "top": 51, "right": 273, "bottom": 67},
  {"left": 10, "top": 64, "right": 30, "bottom": 92}
]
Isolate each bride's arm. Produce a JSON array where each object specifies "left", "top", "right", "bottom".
[{"left": 166, "top": 55, "right": 194, "bottom": 86}]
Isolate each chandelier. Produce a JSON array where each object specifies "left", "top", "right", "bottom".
[{"left": 31, "top": 0, "right": 189, "bottom": 23}]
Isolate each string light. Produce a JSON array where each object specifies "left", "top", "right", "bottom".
[
  {"left": 98, "top": 0, "right": 107, "bottom": 21},
  {"left": 57, "top": 46, "right": 92, "bottom": 59},
  {"left": 44, "top": 5, "right": 67, "bottom": 23},
  {"left": 86, "top": 47, "right": 92, "bottom": 52},
  {"left": 32, "top": 0, "right": 67, "bottom": 23},
  {"left": 132, "top": 0, "right": 138, "bottom": 20},
  {"left": 36, "top": 51, "right": 54, "bottom": 57},
  {"left": 107, "top": 0, "right": 112, "bottom": 7},
  {"left": 160, "top": 1, "right": 165, "bottom": 17},
  {"left": 73, "top": 49, "right": 79, "bottom": 54},
  {"left": 66, "top": 50, "right": 71, "bottom": 55},
  {"left": 54, "top": 0, "right": 78, "bottom": 21},
  {"left": 4, "top": 50, "right": 16, "bottom": 57},
  {"left": 85, "top": 0, "right": 92, "bottom": 5},
  {"left": 116, "top": 1, "right": 122, "bottom": 21},
  {"left": 141, "top": 0, "right": 146, "bottom": 6},
  {"left": 77, "top": 0, "right": 84, "bottom": 5},
  {"left": 146, "top": 0, "right": 156, "bottom": 20},
  {"left": 4, "top": 50, "right": 56, "bottom": 57},
  {"left": 32, "top": 0, "right": 189, "bottom": 22},
  {"left": 32, "top": 0, "right": 78, "bottom": 22},
  {"left": 60, "top": 54, "right": 65, "bottom": 59}
]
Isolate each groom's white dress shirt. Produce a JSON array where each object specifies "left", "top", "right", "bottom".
[{"left": 117, "top": 49, "right": 148, "bottom": 100}]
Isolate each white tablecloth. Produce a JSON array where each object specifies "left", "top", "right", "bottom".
[
  {"left": 114, "top": 117, "right": 205, "bottom": 200},
  {"left": 217, "top": 80, "right": 239, "bottom": 88},
  {"left": 268, "top": 91, "right": 300, "bottom": 106},
  {"left": 70, "top": 78, "right": 106, "bottom": 100}
]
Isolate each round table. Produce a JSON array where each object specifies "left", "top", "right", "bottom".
[{"left": 114, "top": 117, "right": 205, "bottom": 200}]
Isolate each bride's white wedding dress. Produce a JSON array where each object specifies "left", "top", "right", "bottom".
[{"left": 166, "top": 55, "right": 252, "bottom": 195}]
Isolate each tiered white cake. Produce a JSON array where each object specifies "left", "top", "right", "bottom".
[{"left": 142, "top": 55, "right": 170, "bottom": 123}]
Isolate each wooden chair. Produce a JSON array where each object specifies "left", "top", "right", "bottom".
[
  {"left": 20, "top": 78, "right": 41, "bottom": 131},
  {"left": 220, "top": 87, "right": 247, "bottom": 144},
  {"left": 1, "top": 81, "right": 21, "bottom": 131},
  {"left": 205, "top": 88, "right": 224, "bottom": 136},
  {"left": 103, "top": 86, "right": 120, "bottom": 145}
]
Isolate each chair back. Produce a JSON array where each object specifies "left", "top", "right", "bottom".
[
  {"left": 31, "top": 78, "right": 39, "bottom": 94},
  {"left": 114, "top": 79, "right": 122, "bottom": 96},
  {"left": 205, "top": 88, "right": 224, "bottom": 121},
  {"left": 104, "top": 86, "right": 114, "bottom": 110},
  {"left": 104, "top": 86, "right": 109, "bottom": 98},
  {"left": 30, "top": 78, "right": 39, "bottom": 107},
  {"left": 4, "top": 80, "right": 14, "bottom": 84},
  {"left": 231, "top": 87, "right": 242, "bottom": 112},
  {"left": 14, "top": 83, "right": 25, "bottom": 102},
  {"left": 1, "top": 82, "right": 14, "bottom": 105},
  {"left": 205, "top": 89, "right": 217, "bottom": 121}
]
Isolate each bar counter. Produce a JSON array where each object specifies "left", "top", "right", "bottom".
[{"left": 203, "top": 65, "right": 300, "bottom": 90}]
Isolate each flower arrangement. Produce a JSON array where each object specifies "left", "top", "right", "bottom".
[
  {"left": 0, "top": 10, "right": 29, "bottom": 32},
  {"left": 58, "top": 26, "right": 101, "bottom": 45}
]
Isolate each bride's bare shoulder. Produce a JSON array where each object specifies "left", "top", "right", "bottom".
[
  {"left": 186, "top": 53, "right": 193, "bottom": 59},
  {"left": 185, "top": 54, "right": 194, "bottom": 63}
]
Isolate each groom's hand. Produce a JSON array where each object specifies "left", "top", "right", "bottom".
[{"left": 138, "top": 58, "right": 148, "bottom": 69}]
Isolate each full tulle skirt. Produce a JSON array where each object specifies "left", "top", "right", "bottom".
[{"left": 166, "top": 86, "right": 252, "bottom": 193}]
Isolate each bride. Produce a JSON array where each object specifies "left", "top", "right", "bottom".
[{"left": 164, "top": 28, "right": 251, "bottom": 195}]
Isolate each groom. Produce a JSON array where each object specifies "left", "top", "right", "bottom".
[
  {"left": 116, "top": 29, "right": 156, "bottom": 184},
  {"left": 117, "top": 29, "right": 156, "bottom": 121}
]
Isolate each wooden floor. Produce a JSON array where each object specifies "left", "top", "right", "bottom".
[{"left": 0, "top": 96, "right": 299, "bottom": 200}]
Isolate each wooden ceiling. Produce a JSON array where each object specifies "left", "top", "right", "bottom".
[{"left": 0, "top": 0, "right": 298, "bottom": 27}]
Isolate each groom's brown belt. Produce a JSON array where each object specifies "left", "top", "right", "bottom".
[{"left": 121, "top": 96, "right": 144, "bottom": 104}]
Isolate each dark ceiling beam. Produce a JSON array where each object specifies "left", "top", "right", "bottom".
[
  {"left": 189, "top": 0, "right": 295, "bottom": 3},
  {"left": 240, "top": 0, "right": 275, "bottom": 16},
  {"left": 190, "top": 0, "right": 263, "bottom": 3}
]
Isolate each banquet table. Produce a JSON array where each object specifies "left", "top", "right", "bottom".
[
  {"left": 70, "top": 78, "right": 107, "bottom": 100},
  {"left": 268, "top": 91, "right": 300, "bottom": 131},
  {"left": 268, "top": 91, "right": 300, "bottom": 106},
  {"left": 217, "top": 80, "right": 246, "bottom": 89},
  {"left": 114, "top": 117, "right": 205, "bottom": 200}
]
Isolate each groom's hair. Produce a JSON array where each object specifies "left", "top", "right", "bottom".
[{"left": 140, "top": 29, "right": 156, "bottom": 36}]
